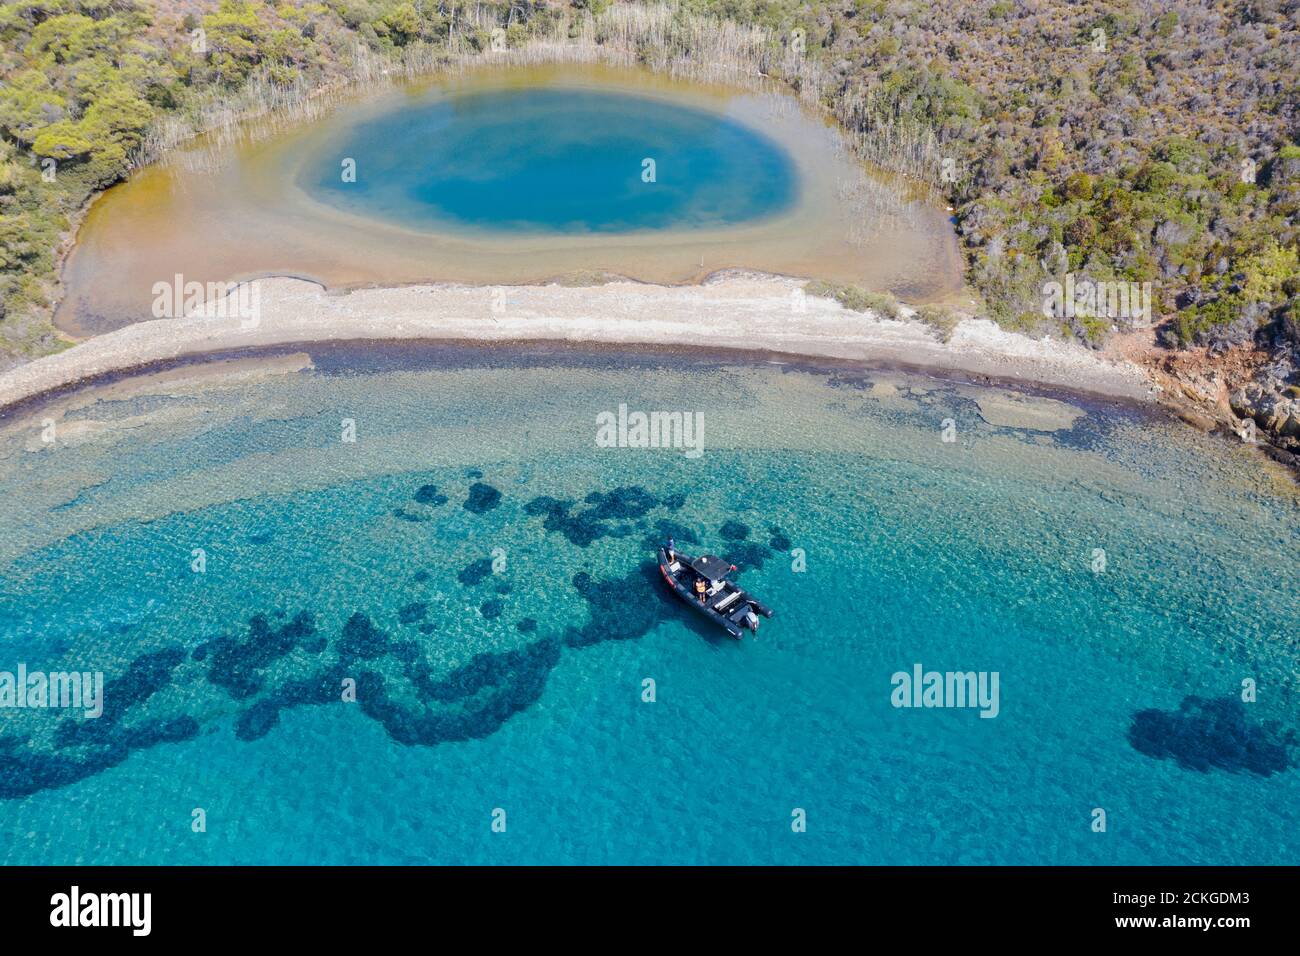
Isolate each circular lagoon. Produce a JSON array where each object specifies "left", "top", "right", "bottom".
[
  {"left": 56, "top": 65, "right": 966, "bottom": 336},
  {"left": 304, "top": 87, "right": 799, "bottom": 234}
]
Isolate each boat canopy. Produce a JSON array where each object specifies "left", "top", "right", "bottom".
[{"left": 687, "top": 555, "right": 733, "bottom": 581}]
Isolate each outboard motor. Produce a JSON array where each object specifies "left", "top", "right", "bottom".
[{"left": 746, "top": 610, "right": 759, "bottom": 632}]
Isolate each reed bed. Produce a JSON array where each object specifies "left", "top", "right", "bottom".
[{"left": 139, "top": 2, "right": 942, "bottom": 188}]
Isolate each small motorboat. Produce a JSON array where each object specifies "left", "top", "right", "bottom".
[{"left": 657, "top": 542, "right": 774, "bottom": 639}]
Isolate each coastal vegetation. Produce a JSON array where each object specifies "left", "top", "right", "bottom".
[
  {"left": 805, "top": 279, "right": 902, "bottom": 319},
  {"left": 0, "top": 1, "right": 1296, "bottom": 397},
  {"left": 806, "top": 280, "right": 960, "bottom": 341}
]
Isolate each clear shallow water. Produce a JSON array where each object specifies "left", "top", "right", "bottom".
[
  {"left": 305, "top": 88, "right": 798, "bottom": 233},
  {"left": 0, "top": 347, "right": 1296, "bottom": 864}
]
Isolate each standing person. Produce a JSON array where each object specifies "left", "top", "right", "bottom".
[
  {"left": 694, "top": 577, "right": 707, "bottom": 603},
  {"left": 666, "top": 537, "right": 677, "bottom": 562}
]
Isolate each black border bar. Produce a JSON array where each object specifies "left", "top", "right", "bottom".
[{"left": 0, "top": 865, "right": 1288, "bottom": 941}]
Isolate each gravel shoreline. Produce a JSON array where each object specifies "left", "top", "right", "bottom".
[{"left": 0, "top": 274, "right": 1155, "bottom": 412}]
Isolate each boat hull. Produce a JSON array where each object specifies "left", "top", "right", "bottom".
[{"left": 658, "top": 548, "right": 765, "bottom": 639}]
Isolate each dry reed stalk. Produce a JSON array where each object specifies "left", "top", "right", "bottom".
[{"left": 133, "top": 3, "right": 943, "bottom": 188}]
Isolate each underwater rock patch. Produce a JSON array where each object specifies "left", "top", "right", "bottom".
[
  {"left": 236, "top": 698, "right": 284, "bottom": 742},
  {"left": 235, "top": 663, "right": 354, "bottom": 742},
  {"left": 2, "top": 594, "right": 578, "bottom": 796},
  {"left": 464, "top": 482, "right": 502, "bottom": 514},
  {"left": 54, "top": 646, "right": 188, "bottom": 749},
  {"left": 398, "top": 602, "right": 428, "bottom": 625},
  {"left": 720, "top": 520, "right": 750, "bottom": 541},
  {"left": 337, "top": 612, "right": 389, "bottom": 662},
  {"left": 458, "top": 558, "right": 495, "bottom": 587},
  {"left": 584, "top": 486, "right": 658, "bottom": 521},
  {"left": 567, "top": 565, "right": 664, "bottom": 648},
  {"left": 413, "top": 484, "right": 448, "bottom": 506},
  {"left": 724, "top": 541, "right": 773, "bottom": 573},
  {"left": 102, "top": 647, "right": 188, "bottom": 724},
  {"left": 355, "top": 638, "right": 562, "bottom": 746},
  {"left": 523, "top": 497, "right": 606, "bottom": 548},
  {"left": 2, "top": 717, "right": 200, "bottom": 799},
  {"left": 390, "top": 640, "right": 420, "bottom": 664},
  {"left": 234, "top": 615, "right": 567, "bottom": 747},
  {"left": 1128, "top": 695, "right": 1297, "bottom": 777},
  {"left": 199, "top": 611, "right": 318, "bottom": 700},
  {"left": 10, "top": 483, "right": 723, "bottom": 797},
  {"left": 526, "top": 486, "right": 683, "bottom": 548},
  {"left": 2, "top": 644, "right": 200, "bottom": 802},
  {"left": 640, "top": 519, "right": 699, "bottom": 552}
]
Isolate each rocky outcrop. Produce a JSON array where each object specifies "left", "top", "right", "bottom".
[
  {"left": 1222, "top": 339, "right": 1300, "bottom": 468},
  {"left": 1131, "top": 332, "right": 1300, "bottom": 473},
  {"left": 1230, "top": 381, "right": 1300, "bottom": 446}
]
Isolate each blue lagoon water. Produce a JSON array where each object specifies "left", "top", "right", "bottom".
[
  {"left": 302, "top": 88, "right": 798, "bottom": 233},
  {"left": 0, "top": 347, "right": 1296, "bottom": 864}
]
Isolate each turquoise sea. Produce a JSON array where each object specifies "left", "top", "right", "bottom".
[{"left": 0, "top": 346, "right": 1296, "bottom": 864}]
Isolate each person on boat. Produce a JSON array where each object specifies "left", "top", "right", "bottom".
[
  {"left": 694, "top": 577, "right": 707, "bottom": 603},
  {"left": 666, "top": 537, "right": 677, "bottom": 562}
]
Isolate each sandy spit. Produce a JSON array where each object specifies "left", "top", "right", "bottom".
[{"left": 0, "top": 274, "right": 1154, "bottom": 410}]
